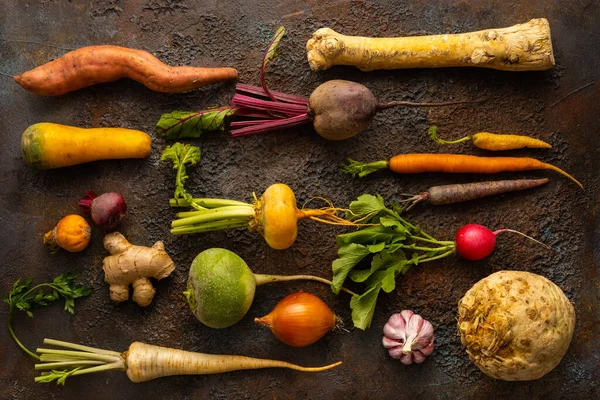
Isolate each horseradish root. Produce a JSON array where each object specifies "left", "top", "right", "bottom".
[
  {"left": 307, "top": 19, "right": 554, "bottom": 72},
  {"left": 102, "top": 232, "right": 175, "bottom": 307}
]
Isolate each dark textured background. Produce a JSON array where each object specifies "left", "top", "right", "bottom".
[{"left": 1, "top": 1, "right": 598, "bottom": 399}]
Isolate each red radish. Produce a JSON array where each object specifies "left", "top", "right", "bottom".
[
  {"left": 455, "top": 224, "right": 549, "bottom": 261},
  {"left": 78, "top": 191, "right": 127, "bottom": 230}
]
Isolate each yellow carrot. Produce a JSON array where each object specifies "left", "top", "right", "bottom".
[
  {"left": 429, "top": 126, "right": 552, "bottom": 151},
  {"left": 34, "top": 339, "right": 342, "bottom": 384},
  {"left": 21, "top": 123, "right": 151, "bottom": 169}
]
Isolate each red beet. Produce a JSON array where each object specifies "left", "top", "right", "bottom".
[{"left": 78, "top": 191, "right": 126, "bottom": 230}]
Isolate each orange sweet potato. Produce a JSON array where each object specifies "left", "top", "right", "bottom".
[{"left": 14, "top": 45, "right": 238, "bottom": 96}]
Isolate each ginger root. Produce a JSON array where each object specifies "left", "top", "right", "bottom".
[
  {"left": 102, "top": 232, "right": 175, "bottom": 307},
  {"left": 307, "top": 18, "right": 554, "bottom": 72}
]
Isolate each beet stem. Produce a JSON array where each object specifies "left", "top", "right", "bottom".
[
  {"left": 232, "top": 93, "right": 308, "bottom": 116},
  {"left": 236, "top": 83, "right": 309, "bottom": 105},
  {"left": 231, "top": 113, "right": 310, "bottom": 137}
]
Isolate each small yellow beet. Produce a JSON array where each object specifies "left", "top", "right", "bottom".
[
  {"left": 43, "top": 214, "right": 91, "bottom": 253},
  {"left": 21, "top": 123, "right": 152, "bottom": 169},
  {"left": 170, "top": 183, "right": 363, "bottom": 250}
]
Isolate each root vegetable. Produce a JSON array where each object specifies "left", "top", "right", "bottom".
[
  {"left": 157, "top": 28, "right": 489, "bottom": 141},
  {"left": 43, "top": 215, "right": 91, "bottom": 253},
  {"left": 78, "top": 191, "right": 126, "bottom": 230},
  {"left": 102, "top": 232, "right": 175, "bottom": 307},
  {"left": 333, "top": 194, "right": 551, "bottom": 329},
  {"left": 34, "top": 339, "right": 342, "bottom": 384},
  {"left": 306, "top": 19, "right": 554, "bottom": 72},
  {"left": 455, "top": 224, "right": 549, "bottom": 261},
  {"left": 185, "top": 248, "right": 355, "bottom": 329},
  {"left": 342, "top": 154, "right": 583, "bottom": 189},
  {"left": 458, "top": 271, "right": 575, "bottom": 381},
  {"left": 169, "top": 182, "right": 364, "bottom": 250},
  {"left": 14, "top": 45, "right": 238, "bottom": 96},
  {"left": 399, "top": 178, "right": 549, "bottom": 210},
  {"left": 255, "top": 292, "right": 338, "bottom": 347},
  {"left": 230, "top": 80, "right": 487, "bottom": 141},
  {"left": 22, "top": 123, "right": 151, "bottom": 169},
  {"left": 428, "top": 126, "right": 552, "bottom": 151}
]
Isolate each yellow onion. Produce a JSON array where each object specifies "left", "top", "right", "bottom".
[{"left": 255, "top": 292, "right": 337, "bottom": 347}]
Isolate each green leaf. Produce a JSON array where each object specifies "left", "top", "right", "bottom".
[
  {"left": 160, "top": 143, "right": 203, "bottom": 208},
  {"left": 336, "top": 226, "right": 396, "bottom": 247},
  {"left": 381, "top": 268, "right": 397, "bottom": 293},
  {"left": 262, "top": 26, "right": 286, "bottom": 74},
  {"left": 331, "top": 244, "right": 370, "bottom": 294},
  {"left": 348, "top": 194, "right": 386, "bottom": 216},
  {"left": 367, "top": 242, "right": 386, "bottom": 253},
  {"left": 411, "top": 252, "right": 420, "bottom": 266},
  {"left": 5, "top": 274, "right": 92, "bottom": 359},
  {"left": 350, "top": 284, "right": 382, "bottom": 330},
  {"left": 156, "top": 107, "right": 236, "bottom": 139},
  {"left": 349, "top": 269, "right": 372, "bottom": 283}
]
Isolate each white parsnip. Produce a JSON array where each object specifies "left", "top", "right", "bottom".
[
  {"left": 34, "top": 339, "right": 342, "bottom": 384},
  {"left": 306, "top": 19, "right": 554, "bottom": 72}
]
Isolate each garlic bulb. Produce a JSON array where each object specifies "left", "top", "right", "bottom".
[{"left": 382, "top": 310, "right": 434, "bottom": 365}]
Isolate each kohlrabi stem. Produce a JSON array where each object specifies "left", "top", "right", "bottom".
[
  {"left": 493, "top": 229, "right": 551, "bottom": 250},
  {"left": 254, "top": 274, "right": 358, "bottom": 296},
  {"left": 376, "top": 97, "right": 493, "bottom": 111},
  {"left": 170, "top": 198, "right": 251, "bottom": 208},
  {"left": 171, "top": 206, "right": 254, "bottom": 228}
]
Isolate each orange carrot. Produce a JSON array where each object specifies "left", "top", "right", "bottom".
[
  {"left": 341, "top": 154, "right": 583, "bottom": 189},
  {"left": 428, "top": 126, "right": 552, "bottom": 151},
  {"left": 14, "top": 45, "right": 238, "bottom": 96}
]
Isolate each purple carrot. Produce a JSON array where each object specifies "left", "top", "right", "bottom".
[{"left": 399, "top": 178, "right": 549, "bottom": 210}]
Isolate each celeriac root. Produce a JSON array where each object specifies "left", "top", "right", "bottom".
[
  {"left": 307, "top": 18, "right": 554, "bottom": 72},
  {"left": 102, "top": 232, "right": 176, "bottom": 307}
]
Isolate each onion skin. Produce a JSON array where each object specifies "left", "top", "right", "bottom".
[{"left": 255, "top": 292, "right": 336, "bottom": 347}]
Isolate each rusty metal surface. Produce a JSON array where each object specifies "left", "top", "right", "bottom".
[{"left": 1, "top": 0, "right": 598, "bottom": 399}]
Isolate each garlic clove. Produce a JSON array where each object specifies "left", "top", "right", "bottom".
[{"left": 382, "top": 313, "right": 408, "bottom": 340}]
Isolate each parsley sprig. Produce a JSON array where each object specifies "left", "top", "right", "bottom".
[
  {"left": 332, "top": 194, "right": 456, "bottom": 330},
  {"left": 4, "top": 273, "right": 92, "bottom": 360}
]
